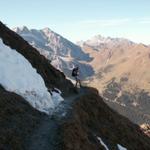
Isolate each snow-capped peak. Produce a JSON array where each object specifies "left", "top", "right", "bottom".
[
  {"left": 41, "top": 27, "right": 59, "bottom": 40},
  {"left": 88, "top": 35, "right": 129, "bottom": 44},
  {"left": 78, "top": 35, "right": 134, "bottom": 48},
  {"left": 13, "top": 26, "right": 91, "bottom": 61},
  {"left": 13, "top": 26, "right": 93, "bottom": 79},
  {"left": 42, "top": 27, "right": 53, "bottom": 33},
  {"left": 86, "top": 34, "right": 111, "bottom": 45},
  {"left": 13, "top": 26, "right": 29, "bottom": 34}
]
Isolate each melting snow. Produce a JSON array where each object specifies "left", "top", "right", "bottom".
[
  {"left": 0, "top": 38, "right": 63, "bottom": 114},
  {"left": 97, "top": 136, "right": 127, "bottom": 150},
  {"left": 117, "top": 144, "right": 127, "bottom": 150},
  {"left": 51, "top": 90, "right": 64, "bottom": 106},
  {"left": 97, "top": 137, "right": 109, "bottom": 150}
]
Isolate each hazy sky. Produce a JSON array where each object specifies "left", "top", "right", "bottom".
[{"left": 1, "top": 0, "right": 150, "bottom": 44}]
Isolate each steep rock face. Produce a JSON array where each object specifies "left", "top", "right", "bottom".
[
  {"left": 0, "top": 22, "right": 74, "bottom": 96},
  {"left": 13, "top": 26, "right": 94, "bottom": 79},
  {"left": 60, "top": 88, "right": 150, "bottom": 150},
  {"left": 13, "top": 26, "right": 91, "bottom": 61}
]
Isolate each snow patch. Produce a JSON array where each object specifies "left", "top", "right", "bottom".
[
  {"left": 51, "top": 91, "right": 64, "bottom": 106},
  {"left": 132, "top": 101, "right": 139, "bottom": 107},
  {"left": 97, "top": 137, "right": 109, "bottom": 150},
  {"left": 0, "top": 38, "right": 63, "bottom": 114},
  {"left": 97, "top": 137, "right": 127, "bottom": 150},
  {"left": 117, "top": 144, "right": 127, "bottom": 150}
]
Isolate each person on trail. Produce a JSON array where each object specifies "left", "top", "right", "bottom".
[{"left": 72, "top": 66, "right": 82, "bottom": 88}]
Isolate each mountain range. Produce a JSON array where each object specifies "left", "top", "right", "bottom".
[
  {"left": 1, "top": 21, "right": 150, "bottom": 149},
  {"left": 13, "top": 26, "right": 94, "bottom": 79},
  {"left": 80, "top": 35, "right": 150, "bottom": 125},
  {"left": 14, "top": 27, "right": 150, "bottom": 127}
]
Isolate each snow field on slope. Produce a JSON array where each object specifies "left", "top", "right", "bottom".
[
  {"left": 117, "top": 144, "right": 127, "bottom": 150},
  {"left": 97, "top": 136, "right": 127, "bottom": 150},
  {"left": 97, "top": 137, "right": 109, "bottom": 150},
  {"left": 0, "top": 38, "right": 63, "bottom": 114}
]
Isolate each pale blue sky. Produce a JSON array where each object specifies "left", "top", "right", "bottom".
[{"left": 1, "top": 0, "right": 150, "bottom": 44}]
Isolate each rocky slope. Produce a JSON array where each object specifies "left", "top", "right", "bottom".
[
  {"left": 79, "top": 35, "right": 150, "bottom": 125},
  {"left": 60, "top": 88, "right": 150, "bottom": 150},
  {"left": 13, "top": 26, "right": 94, "bottom": 79},
  {"left": 0, "top": 85, "right": 47, "bottom": 150},
  {"left": 0, "top": 22, "right": 150, "bottom": 150}
]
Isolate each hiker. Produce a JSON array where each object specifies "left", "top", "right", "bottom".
[{"left": 72, "top": 66, "right": 82, "bottom": 88}]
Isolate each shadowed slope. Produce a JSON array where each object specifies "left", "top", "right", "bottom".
[{"left": 0, "top": 22, "right": 74, "bottom": 96}]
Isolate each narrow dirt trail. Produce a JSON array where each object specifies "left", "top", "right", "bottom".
[{"left": 27, "top": 88, "right": 86, "bottom": 150}]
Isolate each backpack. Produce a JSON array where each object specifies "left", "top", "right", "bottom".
[{"left": 72, "top": 68, "right": 77, "bottom": 77}]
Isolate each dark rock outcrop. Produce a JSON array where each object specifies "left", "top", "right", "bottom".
[{"left": 0, "top": 85, "right": 46, "bottom": 150}]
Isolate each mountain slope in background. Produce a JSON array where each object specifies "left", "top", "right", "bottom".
[
  {"left": 13, "top": 26, "right": 94, "bottom": 79},
  {"left": 79, "top": 35, "right": 150, "bottom": 125},
  {"left": 14, "top": 26, "right": 150, "bottom": 126},
  {"left": 0, "top": 22, "right": 150, "bottom": 149}
]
